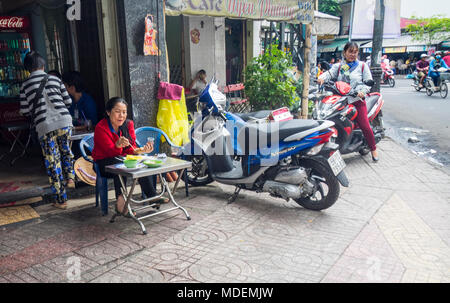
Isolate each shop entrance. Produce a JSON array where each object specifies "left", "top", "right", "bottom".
[
  {"left": 225, "top": 19, "right": 245, "bottom": 85},
  {"left": 166, "top": 15, "right": 185, "bottom": 87}
]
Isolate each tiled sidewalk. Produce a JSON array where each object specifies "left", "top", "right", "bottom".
[{"left": 0, "top": 139, "right": 449, "bottom": 283}]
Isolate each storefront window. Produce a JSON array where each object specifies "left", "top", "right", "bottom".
[{"left": 41, "top": 5, "right": 72, "bottom": 73}]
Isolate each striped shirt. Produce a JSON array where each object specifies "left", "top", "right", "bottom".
[{"left": 20, "top": 70, "right": 73, "bottom": 138}]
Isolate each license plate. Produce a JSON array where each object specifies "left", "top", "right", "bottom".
[{"left": 328, "top": 150, "right": 346, "bottom": 176}]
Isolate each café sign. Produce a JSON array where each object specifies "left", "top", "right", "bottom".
[{"left": 165, "top": 0, "right": 314, "bottom": 24}]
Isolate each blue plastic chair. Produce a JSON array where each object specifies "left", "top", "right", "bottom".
[
  {"left": 135, "top": 127, "right": 189, "bottom": 197},
  {"left": 79, "top": 134, "right": 109, "bottom": 216},
  {"left": 135, "top": 127, "right": 180, "bottom": 155}
]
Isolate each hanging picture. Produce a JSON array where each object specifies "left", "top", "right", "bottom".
[
  {"left": 144, "top": 14, "right": 160, "bottom": 56},
  {"left": 190, "top": 28, "right": 200, "bottom": 44}
]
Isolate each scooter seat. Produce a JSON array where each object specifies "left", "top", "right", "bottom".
[
  {"left": 365, "top": 94, "right": 380, "bottom": 112},
  {"left": 235, "top": 110, "right": 272, "bottom": 122},
  {"left": 238, "top": 119, "right": 320, "bottom": 152}
]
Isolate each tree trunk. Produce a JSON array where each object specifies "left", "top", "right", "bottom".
[{"left": 301, "top": 24, "right": 312, "bottom": 119}]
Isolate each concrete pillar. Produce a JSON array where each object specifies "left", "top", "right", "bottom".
[{"left": 116, "top": 0, "right": 168, "bottom": 128}]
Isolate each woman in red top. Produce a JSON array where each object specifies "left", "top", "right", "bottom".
[{"left": 92, "top": 97, "right": 165, "bottom": 216}]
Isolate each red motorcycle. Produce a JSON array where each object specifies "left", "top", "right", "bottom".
[
  {"left": 381, "top": 68, "right": 395, "bottom": 87},
  {"left": 311, "top": 80, "right": 385, "bottom": 156}
]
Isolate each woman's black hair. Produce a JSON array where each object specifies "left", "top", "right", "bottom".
[
  {"left": 62, "top": 71, "right": 86, "bottom": 93},
  {"left": 24, "top": 51, "right": 46, "bottom": 72},
  {"left": 105, "top": 97, "right": 133, "bottom": 145},
  {"left": 48, "top": 70, "right": 62, "bottom": 79},
  {"left": 343, "top": 42, "right": 359, "bottom": 53}
]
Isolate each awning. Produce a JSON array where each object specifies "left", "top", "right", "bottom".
[
  {"left": 363, "top": 34, "right": 447, "bottom": 49},
  {"left": 363, "top": 46, "right": 410, "bottom": 54},
  {"left": 165, "top": 0, "right": 314, "bottom": 24},
  {"left": 318, "top": 39, "right": 348, "bottom": 53},
  {"left": 442, "top": 41, "right": 450, "bottom": 48},
  {"left": 318, "top": 39, "right": 369, "bottom": 53},
  {"left": 314, "top": 11, "right": 340, "bottom": 36}
]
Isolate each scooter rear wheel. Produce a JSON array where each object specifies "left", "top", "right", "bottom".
[
  {"left": 293, "top": 160, "right": 340, "bottom": 211},
  {"left": 388, "top": 78, "right": 395, "bottom": 87}
]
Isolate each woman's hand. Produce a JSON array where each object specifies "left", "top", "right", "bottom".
[
  {"left": 134, "top": 142, "right": 154, "bottom": 154},
  {"left": 357, "top": 91, "right": 366, "bottom": 99},
  {"left": 142, "top": 141, "right": 154, "bottom": 154},
  {"left": 115, "top": 136, "right": 130, "bottom": 149},
  {"left": 317, "top": 77, "right": 325, "bottom": 86}
]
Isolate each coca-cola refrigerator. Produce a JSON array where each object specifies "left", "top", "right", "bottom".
[{"left": 0, "top": 16, "right": 32, "bottom": 141}]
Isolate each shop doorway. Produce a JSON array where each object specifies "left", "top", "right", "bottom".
[
  {"left": 166, "top": 15, "right": 185, "bottom": 87},
  {"left": 225, "top": 19, "right": 246, "bottom": 85},
  {"left": 75, "top": 0, "right": 106, "bottom": 118}
]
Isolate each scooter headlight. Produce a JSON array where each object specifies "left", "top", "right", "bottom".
[{"left": 318, "top": 103, "right": 335, "bottom": 119}]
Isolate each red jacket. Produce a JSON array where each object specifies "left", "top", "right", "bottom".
[
  {"left": 92, "top": 118, "right": 137, "bottom": 161},
  {"left": 444, "top": 55, "right": 450, "bottom": 68}
]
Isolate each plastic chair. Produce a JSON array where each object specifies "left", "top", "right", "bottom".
[
  {"left": 79, "top": 134, "right": 109, "bottom": 216},
  {"left": 135, "top": 126, "right": 189, "bottom": 197}
]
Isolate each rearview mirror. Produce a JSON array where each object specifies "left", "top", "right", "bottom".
[{"left": 364, "top": 80, "right": 375, "bottom": 87}]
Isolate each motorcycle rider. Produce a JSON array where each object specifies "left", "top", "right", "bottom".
[
  {"left": 380, "top": 55, "right": 393, "bottom": 84},
  {"left": 429, "top": 51, "right": 449, "bottom": 90},
  {"left": 317, "top": 42, "right": 379, "bottom": 162},
  {"left": 416, "top": 54, "right": 430, "bottom": 88},
  {"left": 443, "top": 51, "right": 450, "bottom": 67}
]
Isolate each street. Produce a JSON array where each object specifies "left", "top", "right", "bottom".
[{"left": 381, "top": 78, "right": 450, "bottom": 174}]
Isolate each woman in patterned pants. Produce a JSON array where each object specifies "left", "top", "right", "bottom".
[
  {"left": 20, "top": 52, "right": 75, "bottom": 210},
  {"left": 39, "top": 127, "right": 75, "bottom": 208}
]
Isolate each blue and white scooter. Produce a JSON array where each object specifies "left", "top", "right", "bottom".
[{"left": 180, "top": 81, "right": 349, "bottom": 210}]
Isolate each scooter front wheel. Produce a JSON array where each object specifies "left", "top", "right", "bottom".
[
  {"left": 183, "top": 155, "right": 214, "bottom": 187},
  {"left": 388, "top": 78, "right": 395, "bottom": 87},
  {"left": 414, "top": 80, "right": 421, "bottom": 91},
  {"left": 293, "top": 159, "right": 340, "bottom": 211},
  {"left": 440, "top": 82, "right": 448, "bottom": 99}
]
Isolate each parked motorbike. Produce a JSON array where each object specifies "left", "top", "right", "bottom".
[
  {"left": 381, "top": 68, "right": 395, "bottom": 87},
  {"left": 310, "top": 80, "right": 385, "bottom": 156},
  {"left": 180, "top": 81, "right": 349, "bottom": 211}
]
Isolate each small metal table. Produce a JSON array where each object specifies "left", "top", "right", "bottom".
[
  {"left": 69, "top": 131, "right": 93, "bottom": 148},
  {"left": 0, "top": 122, "right": 31, "bottom": 165},
  {"left": 105, "top": 157, "right": 192, "bottom": 235}
]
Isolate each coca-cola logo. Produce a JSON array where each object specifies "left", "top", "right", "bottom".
[
  {"left": 2, "top": 110, "right": 21, "bottom": 120},
  {"left": 0, "top": 17, "right": 28, "bottom": 29}
]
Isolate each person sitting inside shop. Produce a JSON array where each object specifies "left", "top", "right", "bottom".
[
  {"left": 188, "top": 70, "right": 207, "bottom": 95},
  {"left": 62, "top": 71, "right": 98, "bottom": 131}
]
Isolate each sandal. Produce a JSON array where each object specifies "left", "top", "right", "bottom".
[
  {"left": 52, "top": 203, "right": 68, "bottom": 210},
  {"left": 67, "top": 179, "right": 76, "bottom": 189},
  {"left": 155, "top": 197, "right": 170, "bottom": 204},
  {"left": 115, "top": 195, "right": 136, "bottom": 218}
]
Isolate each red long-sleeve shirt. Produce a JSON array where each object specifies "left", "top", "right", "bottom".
[{"left": 92, "top": 118, "right": 137, "bottom": 161}]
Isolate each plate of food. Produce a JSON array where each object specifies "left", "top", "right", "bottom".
[
  {"left": 143, "top": 159, "right": 164, "bottom": 168},
  {"left": 125, "top": 155, "right": 145, "bottom": 162},
  {"left": 115, "top": 163, "right": 146, "bottom": 171}
]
